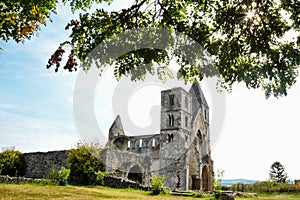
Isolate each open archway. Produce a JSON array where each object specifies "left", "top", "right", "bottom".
[
  {"left": 127, "top": 165, "right": 144, "bottom": 184},
  {"left": 202, "top": 166, "right": 209, "bottom": 191}
]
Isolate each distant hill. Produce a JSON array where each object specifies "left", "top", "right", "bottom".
[{"left": 221, "top": 179, "right": 258, "bottom": 186}]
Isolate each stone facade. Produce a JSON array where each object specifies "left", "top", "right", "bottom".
[
  {"left": 103, "top": 175, "right": 150, "bottom": 190},
  {"left": 22, "top": 150, "right": 69, "bottom": 178},
  {"left": 101, "top": 84, "right": 214, "bottom": 191}
]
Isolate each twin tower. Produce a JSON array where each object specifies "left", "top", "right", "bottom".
[{"left": 102, "top": 84, "right": 213, "bottom": 191}]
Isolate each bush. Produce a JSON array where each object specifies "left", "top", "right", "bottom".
[
  {"left": 231, "top": 180, "right": 300, "bottom": 193},
  {"left": 151, "top": 175, "right": 165, "bottom": 190},
  {"left": 49, "top": 167, "right": 59, "bottom": 180},
  {"left": 67, "top": 143, "right": 105, "bottom": 185},
  {"left": 220, "top": 185, "right": 230, "bottom": 191},
  {"left": 0, "top": 147, "right": 25, "bottom": 176},
  {"left": 49, "top": 166, "right": 70, "bottom": 182},
  {"left": 58, "top": 167, "right": 71, "bottom": 181},
  {"left": 96, "top": 170, "right": 109, "bottom": 185}
]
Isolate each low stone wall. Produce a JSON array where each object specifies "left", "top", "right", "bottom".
[
  {"left": 0, "top": 175, "right": 42, "bottom": 184},
  {"left": 104, "top": 175, "right": 150, "bottom": 190},
  {"left": 23, "top": 150, "right": 69, "bottom": 178}
]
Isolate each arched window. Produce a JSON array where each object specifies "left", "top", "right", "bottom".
[
  {"left": 139, "top": 139, "right": 143, "bottom": 148},
  {"left": 169, "top": 114, "right": 174, "bottom": 126},
  {"left": 204, "top": 109, "right": 208, "bottom": 121},
  {"left": 169, "top": 94, "right": 174, "bottom": 106},
  {"left": 185, "top": 116, "right": 188, "bottom": 127},
  {"left": 168, "top": 134, "right": 174, "bottom": 143},
  {"left": 185, "top": 96, "right": 188, "bottom": 109},
  {"left": 127, "top": 140, "right": 131, "bottom": 149},
  {"left": 197, "top": 130, "right": 203, "bottom": 144},
  {"left": 152, "top": 139, "right": 156, "bottom": 147}
]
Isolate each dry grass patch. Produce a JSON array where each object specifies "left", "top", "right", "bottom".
[{"left": 0, "top": 184, "right": 198, "bottom": 200}]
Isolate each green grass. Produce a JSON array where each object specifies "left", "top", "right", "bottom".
[
  {"left": 247, "top": 193, "right": 300, "bottom": 200},
  {"left": 0, "top": 183, "right": 208, "bottom": 200},
  {"left": 1, "top": 183, "right": 300, "bottom": 200}
]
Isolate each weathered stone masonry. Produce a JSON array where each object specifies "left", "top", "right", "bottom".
[
  {"left": 22, "top": 150, "right": 68, "bottom": 178},
  {"left": 101, "top": 84, "right": 214, "bottom": 191}
]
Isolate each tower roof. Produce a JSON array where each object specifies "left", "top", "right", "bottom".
[
  {"left": 189, "top": 83, "right": 208, "bottom": 120},
  {"left": 109, "top": 115, "right": 125, "bottom": 134}
]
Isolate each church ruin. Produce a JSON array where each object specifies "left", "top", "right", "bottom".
[{"left": 101, "top": 84, "right": 213, "bottom": 191}]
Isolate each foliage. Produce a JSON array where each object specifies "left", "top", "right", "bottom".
[
  {"left": 49, "top": 167, "right": 59, "bottom": 180},
  {"left": 231, "top": 179, "right": 300, "bottom": 193},
  {"left": 1, "top": 1, "right": 300, "bottom": 97},
  {"left": 96, "top": 170, "right": 109, "bottom": 185},
  {"left": 269, "top": 161, "right": 288, "bottom": 183},
  {"left": 213, "top": 169, "right": 225, "bottom": 190},
  {"left": 0, "top": 0, "right": 56, "bottom": 43},
  {"left": 151, "top": 175, "right": 165, "bottom": 190},
  {"left": 0, "top": 0, "right": 111, "bottom": 44},
  {"left": 0, "top": 147, "right": 25, "bottom": 177},
  {"left": 58, "top": 167, "right": 71, "bottom": 181},
  {"left": 44, "top": 0, "right": 300, "bottom": 98},
  {"left": 67, "top": 143, "right": 105, "bottom": 185},
  {"left": 49, "top": 166, "right": 71, "bottom": 181}
]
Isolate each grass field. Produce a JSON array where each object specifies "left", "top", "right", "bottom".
[
  {"left": 249, "top": 193, "right": 300, "bottom": 200},
  {"left": 1, "top": 183, "right": 300, "bottom": 200},
  {"left": 0, "top": 184, "right": 206, "bottom": 200}
]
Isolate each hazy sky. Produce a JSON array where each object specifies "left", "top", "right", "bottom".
[{"left": 0, "top": 1, "right": 299, "bottom": 181}]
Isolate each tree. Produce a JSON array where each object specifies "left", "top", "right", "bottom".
[
  {"left": 1, "top": 1, "right": 299, "bottom": 97},
  {"left": 0, "top": 0, "right": 111, "bottom": 44},
  {"left": 269, "top": 161, "right": 288, "bottom": 183},
  {"left": 214, "top": 169, "right": 225, "bottom": 190},
  {"left": 45, "top": 0, "right": 300, "bottom": 98},
  {"left": 67, "top": 143, "right": 105, "bottom": 185},
  {"left": 0, "top": 147, "right": 25, "bottom": 177}
]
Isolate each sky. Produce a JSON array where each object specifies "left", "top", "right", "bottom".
[{"left": 0, "top": 1, "right": 300, "bottom": 181}]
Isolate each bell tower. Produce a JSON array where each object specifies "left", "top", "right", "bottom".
[{"left": 159, "top": 87, "right": 192, "bottom": 190}]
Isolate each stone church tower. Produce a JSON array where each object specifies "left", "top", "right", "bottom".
[
  {"left": 159, "top": 87, "right": 192, "bottom": 190},
  {"left": 101, "top": 83, "right": 213, "bottom": 191}
]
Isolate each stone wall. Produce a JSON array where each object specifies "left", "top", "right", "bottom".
[
  {"left": 103, "top": 175, "right": 150, "bottom": 190},
  {"left": 0, "top": 175, "right": 42, "bottom": 184},
  {"left": 101, "top": 148, "right": 154, "bottom": 186},
  {"left": 23, "top": 150, "right": 69, "bottom": 178}
]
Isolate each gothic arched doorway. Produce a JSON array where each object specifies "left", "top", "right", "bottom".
[
  {"left": 202, "top": 166, "right": 209, "bottom": 191},
  {"left": 127, "top": 165, "right": 143, "bottom": 184}
]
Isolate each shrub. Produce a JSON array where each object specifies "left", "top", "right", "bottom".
[
  {"left": 96, "top": 170, "right": 109, "bottom": 185},
  {"left": 213, "top": 169, "right": 225, "bottom": 190},
  {"left": 49, "top": 166, "right": 70, "bottom": 182},
  {"left": 49, "top": 167, "right": 59, "bottom": 180},
  {"left": 58, "top": 167, "right": 71, "bottom": 181},
  {"left": 151, "top": 175, "right": 165, "bottom": 190},
  {"left": 67, "top": 143, "right": 105, "bottom": 185},
  {"left": 231, "top": 180, "right": 300, "bottom": 193},
  {"left": 221, "top": 185, "right": 230, "bottom": 190},
  {"left": 0, "top": 147, "right": 25, "bottom": 176}
]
